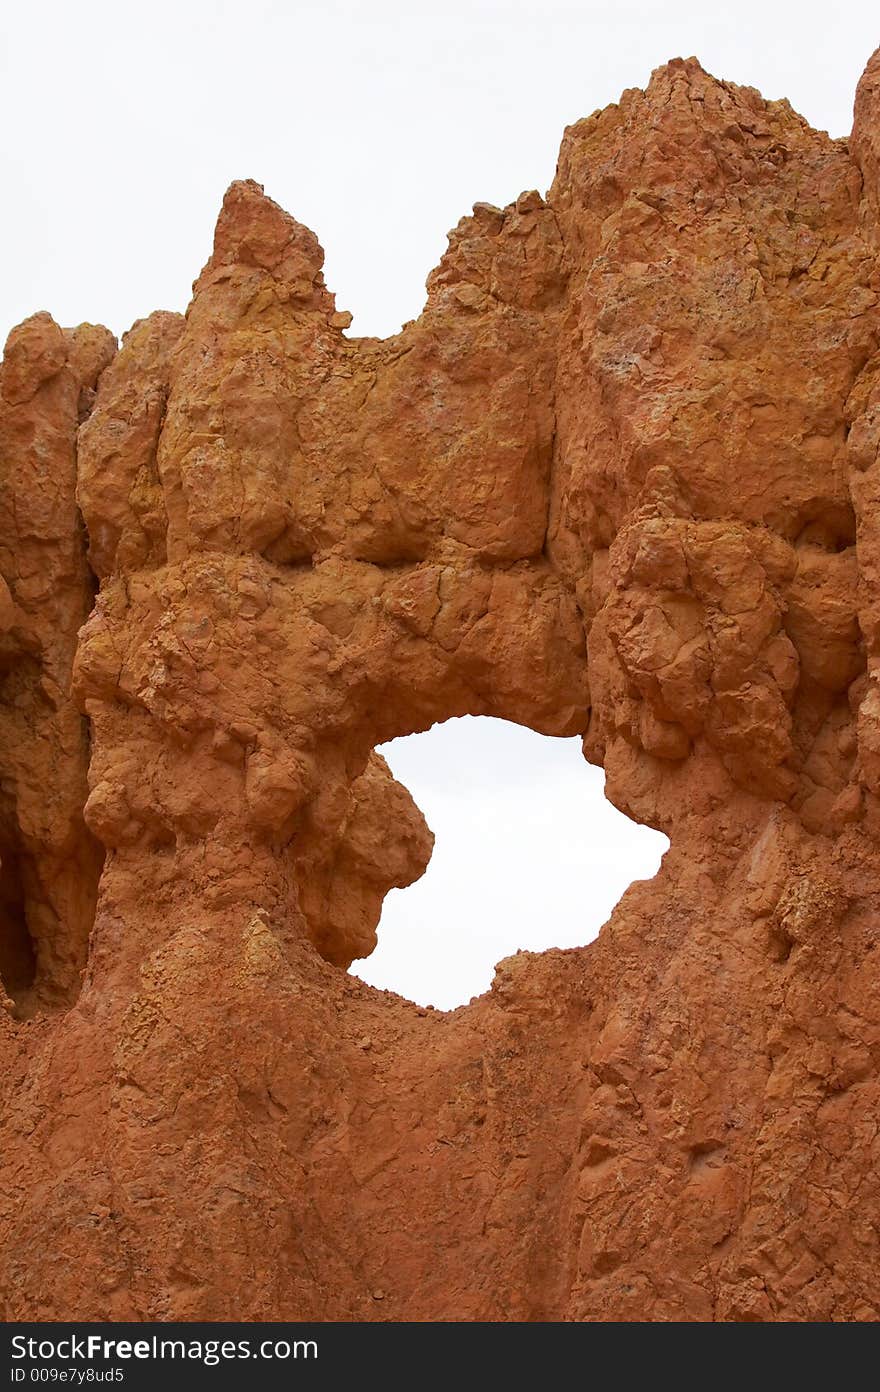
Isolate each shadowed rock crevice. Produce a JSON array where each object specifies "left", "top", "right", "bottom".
[{"left": 0, "top": 835, "right": 36, "bottom": 1011}]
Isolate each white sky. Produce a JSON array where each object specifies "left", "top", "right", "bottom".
[
  {"left": 1, "top": 1, "right": 876, "bottom": 1005},
  {"left": 1, "top": 1, "right": 877, "bottom": 344},
  {"left": 354, "top": 719, "right": 667, "bottom": 1009}
]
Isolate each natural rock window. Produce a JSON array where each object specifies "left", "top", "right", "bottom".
[{"left": 352, "top": 717, "right": 669, "bottom": 1008}]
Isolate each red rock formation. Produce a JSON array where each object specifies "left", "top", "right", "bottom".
[
  {"left": 0, "top": 314, "right": 113, "bottom": 1010},
  {"left": 2, "top": 51, "right": 880, "bottom": 1321}
]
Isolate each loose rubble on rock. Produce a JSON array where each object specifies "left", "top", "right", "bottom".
[{"left": 2, "top": 50, "right": 880, "bottom": 1322}]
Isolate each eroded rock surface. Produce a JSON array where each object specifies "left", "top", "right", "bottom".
[{"left": 2, "top": 52, "right": 880, "bottom": 1321}]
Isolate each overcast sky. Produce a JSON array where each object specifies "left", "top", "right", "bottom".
[
  {"left": 2, "top": 2, "right": 876, "bottom": 1005},
  {"left": 355, "top": 721, "right": 666, "bottom": 1009},
  {"left": 2, "top": 0, "right": 877, "bottom": 345}
]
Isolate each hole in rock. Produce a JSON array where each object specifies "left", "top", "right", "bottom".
[
  {"left": 351, "top": 716, "right": 669, "bottom": 1010},
  {"left": 0, "top": 836, "right": 37, "bottom": 1010}
]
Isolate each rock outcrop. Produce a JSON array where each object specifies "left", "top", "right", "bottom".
[{"left": 2, "top": 51, "right": 880, "bottom": 1321}]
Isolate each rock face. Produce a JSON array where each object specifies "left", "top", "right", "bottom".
[{"left": 2, "top": 53, "right": 880, "bottom": 1322}]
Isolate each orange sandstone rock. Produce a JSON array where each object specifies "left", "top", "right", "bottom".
[{"left": 2, "top": 51, "right": 880, "bottom": 1321}]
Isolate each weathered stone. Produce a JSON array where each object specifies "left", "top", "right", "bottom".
[{"left": 2, "top": 51, "right": 880, "bottom": 1322}]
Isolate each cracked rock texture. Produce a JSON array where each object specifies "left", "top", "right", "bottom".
[{"left": 2, "top": 52, "right": 880, "bottom": 1321}]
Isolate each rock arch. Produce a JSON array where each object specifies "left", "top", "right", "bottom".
[{"left": 1, "top": 51, "right": 880, "bottom": 1320}]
